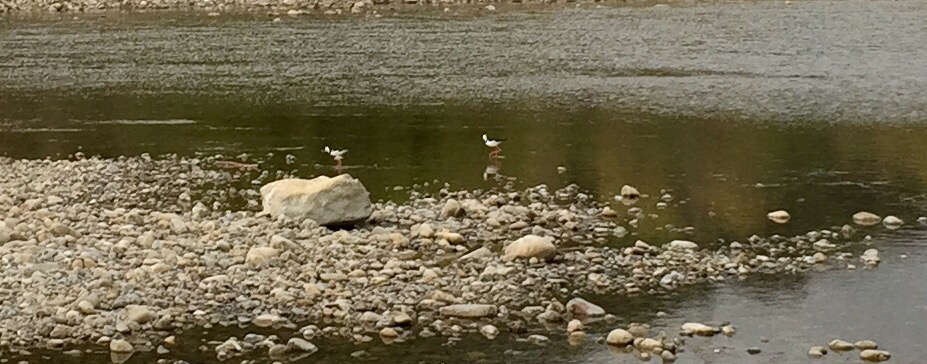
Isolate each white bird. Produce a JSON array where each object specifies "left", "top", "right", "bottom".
[
  {"left": 482, "top": 134, "right": 504, "bottom": 158},
  {"left": 323, "top": 146, "right": 348, "bottom": 167}
]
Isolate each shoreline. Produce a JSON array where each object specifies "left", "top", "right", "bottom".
[
  {"left": 0, "top": 0, "right": 734, "bottom": 17},
  {"left": 0, "top": 154, "right": 890, "bottom": 362}
]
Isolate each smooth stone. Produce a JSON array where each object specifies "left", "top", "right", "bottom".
[
  {"left": 667, "top": 240, "right": 698, "bottom": 250},
  {"left": 567, "top": 319, "right": 583, "bottom": 333},
  {"left": 808, "top": 345, "right": 827, "bottom": 357},
  {"left": 439, "top": 304, "right": 497, "bottom": 318},
  {"left": 503, "top": 235, "right": 556, "bottom": 260},
  {"left": 620, "top": 185, "right": 640, "bottom": 199},
  {"left": 287, "top": 338, "right": 318, "bottom": 353},
  {"left": 747, "top": 347, "right": 761, "bottom": 355},
  {"left": 828, "top": 339, "right": 854, "bottom": 351},
  {"left": 767, "top": 210, "right": 790, "bottom": 223},
  {"left": 681, "top": 322, "right": 719, "bottom": 336},
  {"left": 480, "top": 324, "right": 499, "bottom": 339},
  {"left": 565, "top": 297, "right": 606, "bottom": 317},
  {"left": 853, "top": 211, "right": 881, "bottom": 226},
  {"left": 109, "top": 339, "right": 134, "bottom": 353},
  {"left": 860, "top": 249, "right": 880, "bottom": 265},
  {"left": 855, "top": 340, "right": 878, "bottom": 350},
  {"left": 606, "top": 329, "right": 634, "bottom": 346},
  {"left": 882, "top": 215, "right": 903, "bottom": 228},
  {"left": 859, "top": 349, "right": 891, "bottom": 362}
]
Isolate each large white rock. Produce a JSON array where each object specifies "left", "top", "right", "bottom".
[
  {"left": 620, "top": 185, "right": 640, "bottom": 199},
  {"left": 503, "top": 235, "right": 556, "bottom": 260},
  {"left": 260, "top": 175, "right": 372, "bottom": 226}
]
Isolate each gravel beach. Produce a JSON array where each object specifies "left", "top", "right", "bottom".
[{"left": 0, "top": 154, "right": 885, "bottom": 361}]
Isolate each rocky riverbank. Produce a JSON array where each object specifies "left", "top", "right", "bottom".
[
  {"left": 0, "top": 154, "right": 898, "bottom": 362},
  {"left": 0, "top": 0, "right": 672, "bottom": 16}
]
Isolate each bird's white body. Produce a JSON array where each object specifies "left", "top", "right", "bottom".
[
  {"left": 324, "top": 146, "right": 348, "bottom": 164},
  {"left": 482, "top": 134, "right": 502, "bottom": 148},
  {"left": 324, "top": 146, "right": 348, "bottom": 159}
]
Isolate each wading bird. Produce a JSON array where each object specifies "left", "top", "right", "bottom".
[
  {"left": 323, "top": 146, "right": 348, "bottom": 168},
  {"left": 482, "top": 134, "right": 504, "bottom": 159}
]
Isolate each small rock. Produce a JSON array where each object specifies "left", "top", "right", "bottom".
[
  {"left": 379, "top": 327, "right": 399, "bottom": 338},
  {"left": 606, "top": 329, "right": 634, "bottom": 346},
  {"left": 439, "top": 304, "right": 497, "bottom": 318},
  {"left": 565, "top": 297, "right": 605, "bottom": 317},
  {"left": 860, "top": 249, "right": 880, "bottom": 265},
  {"left": 855, "top": 340, "right": 878, "bottom": 350},
  {"left": 681, "top": 322, "right": 719, "bottom": 336},
  {"left": 620, "top": 185, "right": 640, "bottom": 199},
  {"left": 853, "top": 211, "right": 881, "bottom": 226},
  {"left": 882, "top": 215, "right": 903, "bottom": 228},
  {"left": 747, "top": 347, "right": 761, "bottom": 355},
  {"left": 484, "top": 4, "right": 495, "bottom": 11},
  {"left": 808, "top": 345, "right": 827, "bottom": 357},
  {"left": 503, "top": 235, "right": 556, "bottom": 260},
  {"left": 859, "top": 349, "right": 891, "bottom": 362},
  {"left": 480, "top": 324, "right": 499, "bottom": 339},
  {"left": 828, "top": 339, "right": 854, "bottom": 351},
  {"left": 667, "top": 240, "right": 699, "bottom": 250},
  {"left": 567, "top": 319, "right": 583, "bottom": 333},
  {"left": 109, "top": 339, "right": 134, "bottom": 353},
  {"left": 767, "top": 210, "right": 790, "bottom": 223},
  {"left": 245, "top": 246, "right": 279, "bottom": 267},
  {"left": 721, "top": 325, "right": 735, "bottom": 336},
  {"left": 527, "top": 334, "right": 549, "bottom": 345},
  {"left": 253, "top": 313, "right": 281, "bottom": 327}
]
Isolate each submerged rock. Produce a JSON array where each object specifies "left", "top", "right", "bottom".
[{"left": 260, "top": 175, "right": 372, "bottom": 226}]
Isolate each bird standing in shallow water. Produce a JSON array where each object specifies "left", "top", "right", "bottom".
[
  {"left": 323, "top": 146, "right": 348, "bottom": 168},
  {"left": 482, "top": 134, "right": 504, "bottom": 159}
]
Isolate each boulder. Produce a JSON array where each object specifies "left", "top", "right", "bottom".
[
  {"left": 767, "top": 210, "right": 790, "bottom": 223},
  {"left": 853, "top": 211, "right": 881, "bottom": 226},
  {"left": 503, "top": 235, "right": 556, "bottom": 260},
  {"left": 565, "top": 297, "right": 606, "bottom": 317},
  {"left": 439, "top": 304, "right": 497, "bottom": 318},
  {"left": 260, "top": 175, "right": 372, "bottom": 226},
  {"left": 859, "top": 349, "right": 891, "bottom": 362},
  {"left": 606, "top": 329, "right": 634, "bottom": 346}
]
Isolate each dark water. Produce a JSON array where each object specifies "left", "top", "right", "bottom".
[{"left": 2, "top": 1, "right": 927, "bottom": 363}]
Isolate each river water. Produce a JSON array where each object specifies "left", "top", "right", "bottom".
[{"left": 2, "top": 1, "right": 927, "bottom": 363}]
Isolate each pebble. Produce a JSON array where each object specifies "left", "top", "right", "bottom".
[
  {"left": 606, "top": 329, "right": 634, "bottom": 346},
  {"left": 852, "top": 211, "right": 881, "bottom": 226},
  {"left": 767, "top": 210, "right": 790, "bottom": 223},
  {"left": 859, "top": 349, "right": 891, "bottom": 362},
  {"left": 109, "top": 339, "right": 134, "bottom": 353},
  {"left": 828, "top": 339, "right": 855, "bottom": 351},
  {"left": 808, "top": 345, "right": 827, "bottom": 357},
  {"left": 746, "top": 347, "right": 761, "bottom": 355},
  {"left": 855, "top": 340, "right": 878, "bottom": 350},
  {"left": 479, "top": 325, "right": 499, "bottom": 339}
]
